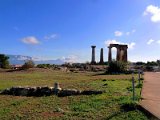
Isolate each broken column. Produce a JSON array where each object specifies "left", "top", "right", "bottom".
[
  {"left": 53, "top": 83, "right": 61, "bottom": 95},
  {"left": 100, "top": 48, "right": 104, "bottom": 64},
  {"left": 91, "top": 46, "right": 96, "bottom": 64}
]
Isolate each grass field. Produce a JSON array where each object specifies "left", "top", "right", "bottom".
[{"left": 0, "top": 68, "right": 148, "bottom": 120}]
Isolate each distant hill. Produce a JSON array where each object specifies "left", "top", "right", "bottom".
[{"left": 7, "top": 55, "right": 65, "bottom": 65}]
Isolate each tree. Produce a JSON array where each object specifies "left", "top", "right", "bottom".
[
  {"left": 136, "top": 62, "right": 146, "bottom": 66},
  {"left": 0, "top": 54, "right": 9, "bottom": 69},
  {"left": 157, "top": 60, "right": 160, "bottom": 66},
  {"left": 107, "top": 61, "right": 127, "bottom": 74},
  {"left": 157, "top": 60, "right": 160, "bottom": 70},
  {"left": 146, "top": 61, "right": 158, "bottom": 66},
  {"left": 22, "top": 60, "right": 35, "bottom": 69}
]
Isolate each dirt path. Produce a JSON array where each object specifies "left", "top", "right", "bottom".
[{"left": 140, "top": 72, "right": 160, "bottom": 119}]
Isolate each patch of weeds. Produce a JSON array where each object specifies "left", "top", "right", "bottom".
[
  {"left": 0, "top": 108, "right": 10, "bottom": 116},
  {"left": 11, "top": 101, "right": 21, "bottom": 106},
  {"left": 71, "top": 103, "right": 92, "bottom": 112},
  {"left": 103, "top": 83, "right": 108, "bottom": 86},
  {"left": 108, "top": 110, "right": 149, "bottom": 120},
  {"left": 105, "top": 111, "right": 121, "bottom": 120},
  {"left": 102, "top": 79, "right": 107, "bottom": 81},
  {"left": 108, "top": 79, "right": 115, "bottom": 81},
  {"left": 14, "top": 113, "right": 23, "bottom": 120},
  {"left": 135, "top": 83, "right": 142, "bottom": 88},
  {"left": 54, "top": 107, "right": 65, "bottom": 113},
  {"left": 120, "top": 102, "right": 137, "bottom": 112},
  {"left": 126, "top": 86, "right": 133, "bottom": 92},
  {"left": 71, "top": 97, "right": 105, "bottom": 112}
]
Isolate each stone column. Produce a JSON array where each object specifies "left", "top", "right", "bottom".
[
  {"left": 108, "top": 47, "right": 112, "bottom": 62},
  {"left": 124, "top": 47, "right": 128, "bottom": 62},
  {"left": 100, "top": 48, "right": 104, "bottom": 64},
  {"left": 91, "top": 46, "right": 96, "bottom": 64},
  {"left": 116, "top": 47, "right": 120, "bottom": 61}
]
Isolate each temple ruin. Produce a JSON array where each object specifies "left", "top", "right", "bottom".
[{"left": 90, "top": 44, "right": 128, "bottom": 64}]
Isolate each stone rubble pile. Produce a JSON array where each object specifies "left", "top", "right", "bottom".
[{"left": 0, "top": 83, "right": 104, "bottom": 97}]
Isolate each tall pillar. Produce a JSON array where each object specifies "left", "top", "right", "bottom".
[
  {"left": 91, "top": 46, "right": 96, "bottom": 64},
  {"left": 108, "top": 47, "right": 112, "bottom": 62},
  {"left": 100, "top": 48, "right": 104, "bottom": 64},
  {"left": 124, "top": 47, "right": 128, "bottom": 62}
]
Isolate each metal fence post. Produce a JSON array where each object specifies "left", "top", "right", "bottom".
[
  {"left": 138, "top": 70, "right": 141, "bottom": 85},
  {"left": 132, "top": 72, "right": 135, "bottom": 101}
]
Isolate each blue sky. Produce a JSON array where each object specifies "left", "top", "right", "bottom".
[{"left": 0, "top": 0, "right": 160, "bottom": 62}]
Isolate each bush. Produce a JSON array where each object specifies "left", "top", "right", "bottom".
[
  {"left": 22, "top": 60, "right": 35, "bottom": 69},
  {"left": 36, "top": 64, "right": 54, "bottom": 68},
  {"left": 107, "top": 61, "right": 127, "bottom": 74}
]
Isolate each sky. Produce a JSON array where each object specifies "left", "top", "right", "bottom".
[{"left": 0, "top": 0, "right": 160, "bottom": 63}]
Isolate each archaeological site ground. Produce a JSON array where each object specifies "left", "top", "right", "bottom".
[{"left": 0, "top": 68, "right": 150, "bottom": 120}]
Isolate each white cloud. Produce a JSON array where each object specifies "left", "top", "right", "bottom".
[
  {"left": 157, "top": 40, "right": 160, "bottom": 44},
  {"left": 126, "top": 29, "right": 136, "bottom": 36},
  {"left": 22, "top": 36, "right": 40, "bottom": 45},
  {"left": 44, "top": 34, "right": 58, "bottom": 40},
  {"left": 144, "top": 5, "right": 160, "bottom": 22},
  {"left": 61, "top": 55, "right": 78, "bottom": 63},
  {"left": 105, "top": 39, "right": 120, "bottom": 45},
  {"left": 26, "top": 55, "right": 78, "bottom": 63},
  {"left": 114, "top": 31, "right": 123, "bottom": 37},
  {"left": 147, "top": 39, "right": 155, "bottom": 45},
  {"left": 126, "top": 32, "right": 130, "bottom": 36},
  {"left": 132, "top": 29, "right": 136, "bottom": 33},
  {"left": 128, "top": 42, "right": 136, "bottom": 49},
  {"left": 104, "top": 39, "right": 136, "bottom": 49}
]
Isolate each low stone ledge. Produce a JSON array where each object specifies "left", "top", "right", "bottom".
[
  {"left": 58, "top": 89, "right": 81, "bottom": 97},
  {"left": 0, "top": 86, "right": 104, "bottom": 97}
]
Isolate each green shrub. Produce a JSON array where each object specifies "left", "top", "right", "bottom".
[
  {"left": 22, "top": 60, "right": 35, "bottom": 69},
  {"left": 107, "top": 61, "right": 127, "bottom": 74}
]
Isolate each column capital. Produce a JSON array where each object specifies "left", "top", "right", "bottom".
[{"left": 91, "top": 45, "right": 96, "bottom": 48}]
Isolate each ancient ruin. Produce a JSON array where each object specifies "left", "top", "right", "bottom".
[
  {"left": 90, "top": 44, "right": 128, "bottom": 64},
  {"left": 108, "top": 44, "right": 128, "bottom": 62}
]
